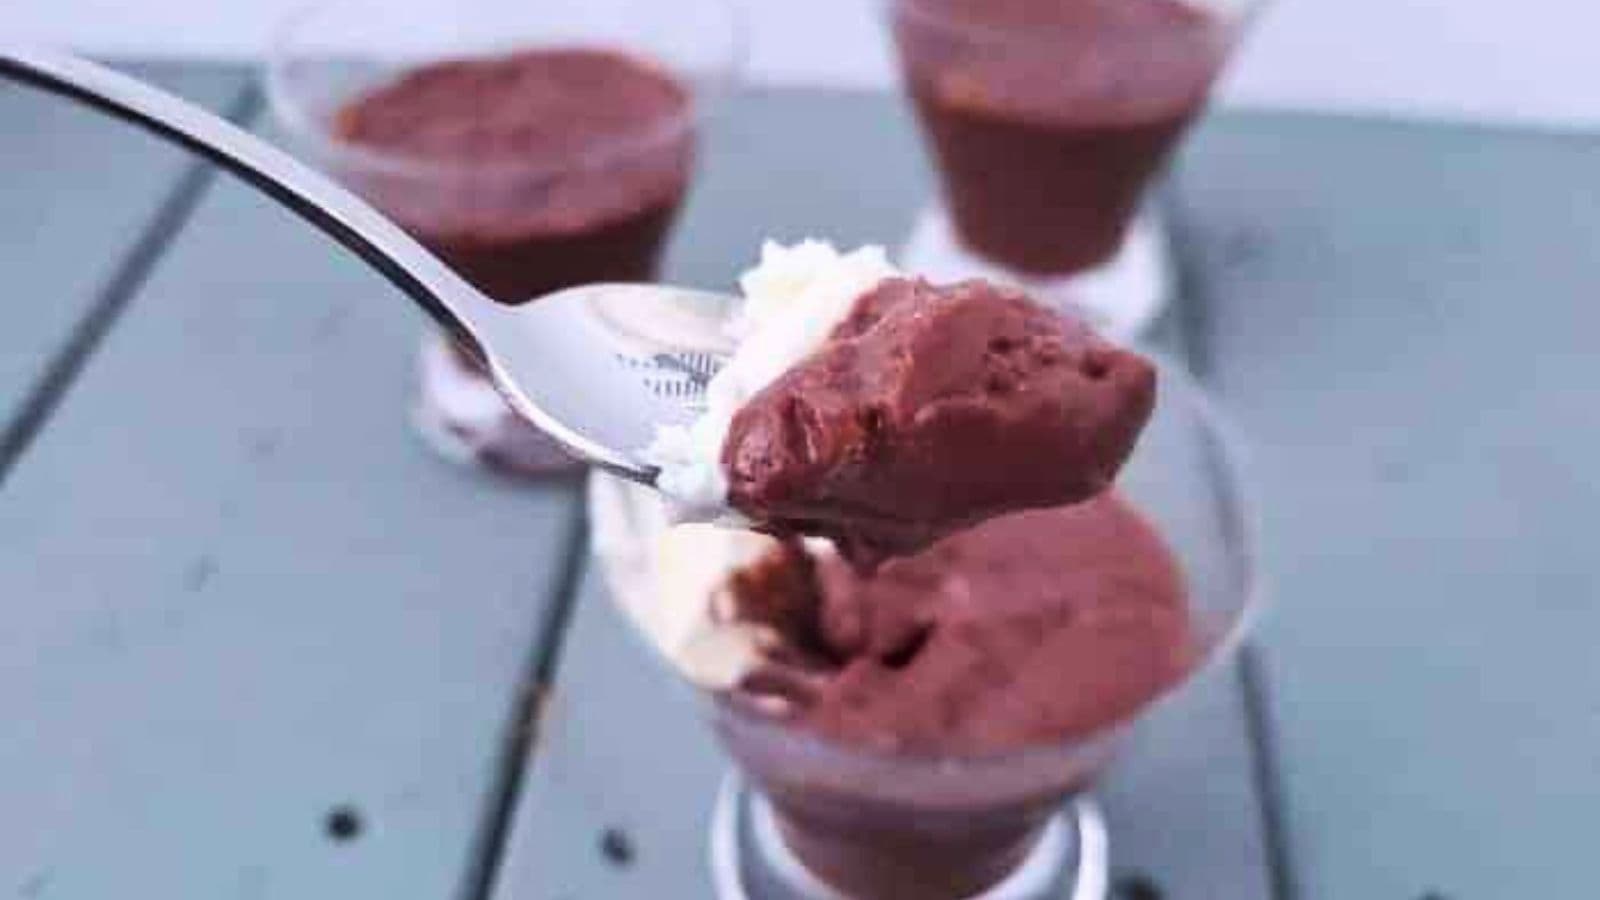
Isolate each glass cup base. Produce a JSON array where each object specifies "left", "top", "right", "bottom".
[
  {"left": 897, "top": 203, "right": 1170, "bottom": 344},
  {"left": 412, "top": 331, "right": 585, "bottom": 477},
  {"left": 709, "top": 774, "right": 1110, "bottom": 900}
]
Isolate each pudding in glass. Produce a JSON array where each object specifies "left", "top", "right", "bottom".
[
  {"left": 332, "top": 48, "right": 692, "bottom": 306},
  {"left": 715, "top": 496, "right": 1190, "bottom": 898},
  {"left": 267, "top": 0, "right": 741, "bottom": 475},
  {"left": 332, "top": 48, "right": 690, "bottom": 474},
  {"left": 601, "top": 241, "right": 1259, "bottom": 898},
  {"left": 892, "top": 0, "right": 1248, "bottom": 276}
]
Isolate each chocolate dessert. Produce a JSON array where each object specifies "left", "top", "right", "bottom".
[
  {"left": 894, "top": 0, "right": 1231, "bottom": 274},
  {"left": 721, "top": 277, "right": 1156, "bottom": 568},
  {"left": 732, "top": 495, "right": 1192, "bottom": 753},
  {"left": 334, "top": 48, "right": 693, "bottom": 303},
  {"left": 722, "top": 495, "right": 1193, "bottom": 897}
]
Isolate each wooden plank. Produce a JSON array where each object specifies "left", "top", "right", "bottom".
[
  {"left": 0, "top": 110, "right": 583, "bottom": 897},
  {"left": 491, "top": 89, "right": 1275, "bottom": 900},
  {"left": 0, "top": 62, "right": 248, "bottom": 440},
  {"left": 1174, "top": 112, "right": 1600, "bottom": 898}
]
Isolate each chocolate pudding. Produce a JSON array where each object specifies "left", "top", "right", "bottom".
[
  {"left": 732, "top": 496, "right": 1192, "bottom": 753},
  {"left": 334, "top": 48, "right": 693, "bottom": 303},
  {"left": 721, "top": 277, "right": 1156, "bottom": 568},
  {"left": 894, "top": 0, "right": 1232, "bottom": 274},
  {"left": 721, "top": 495, "right": 1192, "bottom": 897}
]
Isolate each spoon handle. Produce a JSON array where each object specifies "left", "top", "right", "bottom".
[{"left": 0, "top": 45, "right": 501, "bottom": 359}]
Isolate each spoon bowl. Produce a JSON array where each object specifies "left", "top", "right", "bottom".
[{"left": 474, "top": 282, "right": 732, "bottom": 480}]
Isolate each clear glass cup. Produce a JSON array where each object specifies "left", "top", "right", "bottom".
[
  {"left": 592, "top": 355, "right": 1262, "bottom": 899},
  {"left": 265, "top": 0, "right": 743, "bottom": 475},
  {"left": 889, "top": 0, "right": 1263, "bottom": 339}
]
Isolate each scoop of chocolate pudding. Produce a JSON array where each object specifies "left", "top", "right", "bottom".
[
  {"left": 721, "top": 277, "right": 1156, "bottom": 568},
  {"left": 333, "top": 48, "right": 692, "bottom": 303},
  {"left": 894, "top": 0, "right": 1233, "bottom": 274}
]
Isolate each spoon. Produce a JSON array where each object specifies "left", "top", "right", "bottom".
[{"left": 0, "top": 45, "right": 727, "bottom": 485}]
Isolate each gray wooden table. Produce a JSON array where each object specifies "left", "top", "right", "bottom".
[{"left": 4, "top": 63, "right": 1596, "bottom": 900}]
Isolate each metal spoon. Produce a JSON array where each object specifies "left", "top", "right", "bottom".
[{"left": 0, "top": 46, "right": 727, "bottom": 485}]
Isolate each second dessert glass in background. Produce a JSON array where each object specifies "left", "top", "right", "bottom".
[
  {"left": 889, "top": 0, "right": 1263, "bottom": 340},
  {"left": 266, "top": 0, "right": 743, "bottom": 476}
]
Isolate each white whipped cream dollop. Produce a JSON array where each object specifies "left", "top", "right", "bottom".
[
  {"left": 589, "top": 473, "right": 772, "bottom": 687},
  {"left": 645, "top": 239, "right": 901, "bottom": 517},
  {"left": 590, "top": 472, "right": 844, "bottom": 688}
]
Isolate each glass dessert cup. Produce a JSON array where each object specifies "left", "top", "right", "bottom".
[
  {"left": 888, "top": 0, "right": 1263, "bottom": 341},
  {"left": 266, "top": 0, "right": 743, "bottom": 476},
  {"left": 710, "top": 702, "right": 1121, "bottom": 899},
  {"left": 592, "top": 355, "right": 1261, "bottom": 899}
]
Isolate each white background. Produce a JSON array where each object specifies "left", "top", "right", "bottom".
[{"left": 6, "top": 0, "right": 1598, "bottom": 131}]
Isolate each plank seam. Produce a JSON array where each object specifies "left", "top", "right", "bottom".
[
  {"left": 0, "top": 81, "right": 264, "bottom": 486},
  {"left": 459, "top": 498, "right": 592, "bottom": 900},
  {"left": 1160, "top": 177, "right": 1215, "bottom": 378},
  {"left": 1240, "top": 646, "right": 1301, "bottom": 900},
  {"left": 1163, "top": 176, "right": 1297, "bottom": 900}
]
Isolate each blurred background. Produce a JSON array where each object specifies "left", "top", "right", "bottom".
[{"left": 5, "top": 0, "right": 1598, "bottom": 128}]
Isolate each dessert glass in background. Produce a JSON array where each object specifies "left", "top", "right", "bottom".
[
  {"left": 592, "top": 355, "right": 1261, "bottom": 899},
  {"left": 889, "top": 0, "right": 1262, "bottom": 340},
  {"left": 266, "top": 0, "right": 742, "bottom": 475}
]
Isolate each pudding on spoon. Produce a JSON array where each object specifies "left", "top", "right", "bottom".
[{"left": 648, "top": 240, "right": 1157, "bottom": 568}]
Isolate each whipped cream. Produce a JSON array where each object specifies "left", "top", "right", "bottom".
[
  {"left": 591, "top": 472, "right": 849, "bottom": 688},
  {"left": 646, "top": 240, "right": 901, "bottom": 517},
  {"left": 590, "top": 473, "right": 777, "bottom": 687}
]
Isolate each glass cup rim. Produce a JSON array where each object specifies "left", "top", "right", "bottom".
[
  {"left": 262, "top": 0, "right": 747, "bottom": 182},
  {"left": 886, "top": 0, "right": 1269, "bottom": 47},
  {"left": 710, "top": 352, "right": 1268, "bottom": 773}
]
